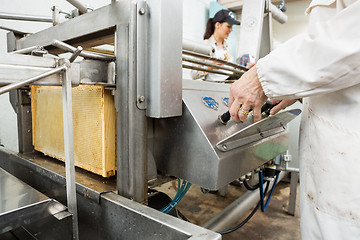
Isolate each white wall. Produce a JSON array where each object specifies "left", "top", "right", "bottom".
[
  {"left": 272, "top": 1, "right": 309, "bottom": 45},
  {"left": 0, "top": 17, "right": 18, "bottom": 150},
  {"left": 182, "top": 0, "right": 213, "bottom": 80},
  {"left": 183, "top": 0, "right": 212, "bottom": 42}
]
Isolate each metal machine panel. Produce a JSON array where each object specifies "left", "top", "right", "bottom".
[
  {"left": 153, "top": 80, "right": 297, "bottom": 190},
  {"left": 0, "top": 168, "right": 67, "bottom": 234},
  {"left": 146, "top": 0, "right": 183, "bottom": 118},
  {"left": 237, "top": 0, "right": 266, "bottom": 61},
  {"left": 0, "top": 149, "right": 221, "bottom": 240}
]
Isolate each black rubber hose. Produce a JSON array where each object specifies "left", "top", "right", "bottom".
[
  {"left": 243, "top": 179, "right": 260, "bottom": 191},
  {"left": 218, "top": 181, "right": 270, "bottom": 235},
  {"left": 177, "top": 209, "right": 190, "bottom": 222}
]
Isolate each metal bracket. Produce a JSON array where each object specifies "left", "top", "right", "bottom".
[
  {"left": 217, "top": 127, "right": 285, "bottom": 152},
  {"left": 61, "top": 68, "right": 79, "bottom": 240},
  {"left": 216, "top": 109, "right": 301, "bottom": 152},
  {"left": 9, "top": 89, "right": 33, "bottom": 153},
  {"left": 136, "top": 1, "right": 147, "bottom": 110}
]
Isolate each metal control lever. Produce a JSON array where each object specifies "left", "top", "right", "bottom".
[{"left": 218, "top": 100, "right": 278, "bottom": 125}]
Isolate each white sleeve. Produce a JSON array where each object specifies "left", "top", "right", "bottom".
[{"left": 257, "top": 1, "right": 360, "bottom": 99}]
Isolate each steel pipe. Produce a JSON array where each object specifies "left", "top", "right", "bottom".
[
  {"left": 183, "top": 50, "right": 248, "bottom": 71},
  {"left": 183, "top": 39, "right": 213, "bottom": 56},
  {"left": 203, "top": 171, "right": 287, "bottom": 232},
  {"left": 62, "top": 69, "right": 80, "bottom": 240},
  {"left": 0, "top": 12, "right": 52, "bottom": 22},
  {"left": 69, "top": 46, "right": 83, "bottom": 62},
  {"left": 182, "top": 56, "right": 244, "bottom": 75},
  {"left": 66, "top": 0, "right": 88, "bottom": 14},
  {"left": 52, "top": 40, "right": 115, "bottom": 61},
  {"left": 0, "top": 65, "right": 66, "bottom": 95},
  {"left": 182, "top": 64, "right": 239, "bottom": 77},
  {"left": 269, "top": 4, "right": 288, "bottom": 24},
  {"left": 9, "top": 46, "right": 40, "bottom": 55}
]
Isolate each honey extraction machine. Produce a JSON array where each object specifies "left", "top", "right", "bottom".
[{"left": 0, "top": 0, "right": 299, "bottom": 239}]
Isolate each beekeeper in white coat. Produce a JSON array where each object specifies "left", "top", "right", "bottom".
[{"left": 228, "top": 0, "right": 360, "bottom": 239}]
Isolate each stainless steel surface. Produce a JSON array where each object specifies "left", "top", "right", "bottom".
[
  {"left": 259, "top": 7, "right": 272, "bottom": 59},
  {"left": 66, "top": 0, "right": 88, "bottom": 14},
  {"left": 182, "top": 64, "right": 236, "bottom": 77},
  {"left": 0, "top": 148, "right": 117, "bottom": 204},
  {"left": 0, "top": 65, "right": 66, "bottom": 95},
  {"left": 15, "top": 2, "right": 125, "bottom": 50},
  {"left": 52, "top": 6, "right": 60, "bottom": 26},
  {"left": 203, "top": 171, "right": 287, "bottom": 232},
  {"left": 182, "top": 39, "right": 212, "bottom": 55},
  {"left": 182, "top": 56, "right": 244, "bottom": 75},
  {"left": 9, "top": 45, "right": 41, "bottom": 55},
  {"left": 0, "top": 12, "right": 52, "bottom": 22},
  {"left": 0, "top": 54, "right": 61, "bottom": 87},
  {"left": 237, "top": 0, "right": 267, "bottom": 61},
  {"left": 52, "top": 40, "right": 115, "bottom": 61},
  {"left": 146, "top": 0, "right": 183, "bottom": 118},
  {"left": 102, "top": 192, "right": 222, "bottom": 240},
  {"left": 10, "top": 0, "right": 149, "bottom": 202},
  {"left": 69, "top": 46, "right": 83, "bottom": 62},
  {"left": 183, "top": 50, "right": 248, "bottom": 71},
  {"left": 153, "top": 80, "right": 298, "bottom": 190},
  {"left": 288, "top": 171, "right": 299, "bottom": 216},
  {"left": 0, "top": 54, "right": 79, "bottom": 237},
  {"left": 0, "top": 54, "right": 112, "bottom": 87},
  {"left": 79, "top": 60, "right": 110, "bottom": 84},
  {"left": 9, "top": 90, "right": 33, "bottom": 153},
  {"left": 269, "top": 3, "right": 288, "bottom": 24},
  {"left": 0, "top": 149, "right": 221, "bottom": 240},
  {"left": 61, "top": 69, "right": 79, "bottom": 240},
  {"left": 136, "top": 0, "right": 147, "bottom": 110},
  {"left": 0, "top": 168, "right": 67, "bottom": 234},
  {"left": 115, "top": 0, "right": 147, "bottom": 202},
  {"left": 217, "top": 127, "right": 285, "bottom": 152},
  {"left": 7, "top": 32, "right": 16, "bottom": 53},
  {"left": 0, "top": 53, "right": 57, "bottom": 68},
  {"left": 216, "top": 109, "right": 301, "bottom": 152}
]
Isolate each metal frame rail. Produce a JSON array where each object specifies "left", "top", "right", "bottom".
[
  {"left": 0, "top": 58, "right": 79, "bottom": 239},
  {"left": 4, "top": 0, "right": 149, "bottom": 216}
]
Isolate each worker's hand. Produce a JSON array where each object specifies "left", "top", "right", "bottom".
[
  {"left": 229, "top": 65, "right": 267, "bottom": 122},
  {"left": 269, "top": 99, "right": 298, "bottom": 115}
]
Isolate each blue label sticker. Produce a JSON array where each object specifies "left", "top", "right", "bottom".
[
  {"left": 202, "top": 97, "right": 219, "bottom": 110},
  {"left": 223, "top": 97, "right": 229, "bottom": 107}
]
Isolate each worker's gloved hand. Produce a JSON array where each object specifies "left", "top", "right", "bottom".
[{"left": 269, "top": 99, "right": 298, "bottom": 115}]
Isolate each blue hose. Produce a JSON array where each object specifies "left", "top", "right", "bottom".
[
  {"left": 161, "top": 178, "right": 192, "bottom": 213},
  {"left": 259, "top": 171, "right": 280, "bottom": 212}
]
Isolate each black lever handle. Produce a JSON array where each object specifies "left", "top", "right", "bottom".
[
  {"left": 218, "top": 111, "right": 231, "bottom": 125},
  {"left": 218, "top": 100, "right": 278, "bottom": 125}
]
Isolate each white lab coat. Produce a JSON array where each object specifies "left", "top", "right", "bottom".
[{"left": 256, "top": 0, "right": 360, "bottom": 239}]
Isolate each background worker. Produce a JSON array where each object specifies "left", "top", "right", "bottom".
[
  {"left": 228, "top": 0, "right": 360, "bottom": 239},
  {"left": 191, "top": 9, "right": 240, "bottom": 82}
]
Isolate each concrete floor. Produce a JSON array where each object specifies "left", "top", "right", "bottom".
[{"left": 155, "top": 177, "right": 300, "bottom": 240}]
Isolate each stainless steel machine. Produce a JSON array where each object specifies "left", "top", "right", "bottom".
[
  {"left": 152, "top": 80, "right": 299, "bottom": 190},
  {"left": 0, "top": 0, "right": 298, "bottom": 239}
]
